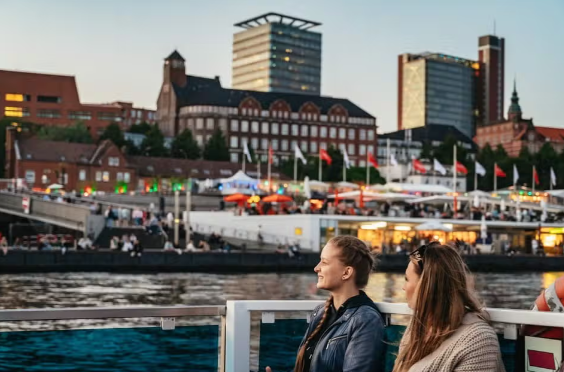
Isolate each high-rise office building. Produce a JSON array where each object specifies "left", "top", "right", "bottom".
[
  {"left": 397, "top": 53, "right": 480, "bottom": 139},
  {"left": 478, "top": 35, "right": 505, "bottom": 124},
  {"left": 232, "top": 13, "right": 322, "bottom": 95}
]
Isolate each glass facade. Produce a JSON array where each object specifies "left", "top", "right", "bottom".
[{"left": 232, "top": 23, "right": 322, "bottom": 95}]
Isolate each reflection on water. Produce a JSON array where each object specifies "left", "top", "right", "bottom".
[{"left": 1, "top": 271, "right": 560, "bottom": 310}]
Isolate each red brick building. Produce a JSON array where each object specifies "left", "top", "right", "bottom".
[
  {"left": 474, "top": 84, "right": 564, "bottom": 156},
  {"left": 156, "top": 50, "right": 377, "bottom": 167},
  {"left": 0, "top": 70, "right": 156, "bottom": 136},
  {"left": 4, "top": 128, "right": 283, "bottom": 193}
]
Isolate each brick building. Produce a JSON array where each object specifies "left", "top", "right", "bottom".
[
  {"left": 474, "top": 83, "right": 564, "bottom": 156},
  {"left": 4, "top": 128, "right": 282, "bottom": 193},
  {"left": 156, "top": 50, "right": 377, "bottom": 167},
  {"left": 0, "top": 69, "right": 156, "bottom": 136}
]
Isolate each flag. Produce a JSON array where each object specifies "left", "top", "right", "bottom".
[
  {"left": 368, "top": 152, "right": 378, "bottom": 168},
  {"left": 320, "top": 148, "right": 332, "bottom": 165},
  {"left": 513, "top": 164, "right": 519, "bottom": 184},
  {"left": 456, "top": 161, "right": 468, "bottom": 175},
  {"left": 343, "top": 149, "right": 351, "bottom": 169},
  {"left": 475, "top": 161, "right": 486, "bottom": 176},
  {"left": 243, "top": 142, "right": 252, "bottom": 162},
  {"left": 433, "top": 158, "right": 446, "bottom": 175},
  {"left": 294, "top": 145, "right": 306, "bottom": 165},
  {"left": 268, "top": 143, "right": 273, "bottom": 165},
  {"left": 390, "top": 153, "right": 398, "bottom": 166},
  {"left": 533, "top": 166, "right": 539, "bottom": 185},
  {"left": 412, "top": 158, "right": 426, "bottom": 174},
  {"left": 551, "top": 167, "right": 557, "bottom": 186},
  {"left": 495, "top": 164, "right": 506, "bottom": 177}
]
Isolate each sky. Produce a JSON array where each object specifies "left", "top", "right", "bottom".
[{"left": 1, "top": 0, "right": 563, "bottom": 134}]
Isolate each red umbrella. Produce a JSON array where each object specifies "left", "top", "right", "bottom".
[
  {"left": 262, "top": 194, "right": 293, "bottom": 203},
  {"left": 223, "top": 194, "right": 248, "bottom": 202}
]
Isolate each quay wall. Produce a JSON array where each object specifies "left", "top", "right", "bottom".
[{"left": 0, "top": 251, "right": 563, "bottom": 273}]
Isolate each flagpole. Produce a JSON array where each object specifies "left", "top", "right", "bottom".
[
  {"left": 257, "top": 158, "right": 261, "bottom": 182},
  {"left": 318, "top": 154, "right": 322, "bottom": 181},
  {"left": 366, "top": 152, "right": 369, "bottom": 186},
  {"left": 293, "top": 155, "right": 297, "bottom": 183},
  {"left": 386, "top": 138, "right": 390, "bottom": 184},
  {"left": 242, "top": 150, "right": 246, "bottom": 173},
  {"left": 494, "top": 162, "right": 497, "bottom": 192},
  {"left": 532, "top": 165, "right": 535, "bottom": 194},
  {"left": 343, "top": 155, "right": 346, "bottom": 182},
  {"left": 474, "top": 163, "right": 478, "bottom": 191},
  {"left": 550, "top": 167, "right": 553, "bottom": 190},
  {"left": 432, "top": 159, "right": 436, "bottom": 187}
]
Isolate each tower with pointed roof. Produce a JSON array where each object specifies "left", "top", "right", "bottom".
[
  {"left": 157, "top": 50, "right": 188, "bottom": 136},
  {"left": 164, "top": 50, "right": 187, "bottom": 88},
  {"left": 508, "top": 79, "right": 522, "bottom": 121}
]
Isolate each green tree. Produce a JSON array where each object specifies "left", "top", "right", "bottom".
[
  {"left": 170, "top": 129, "right": 201, "bottom": 159},
  {"left": 140, "top": 125, "right": 168, "bottom": 157},
  {"left": 37, "top": 122, "right": 93, "bottom": 143},
  {"left": 535, "top": 143, "right": 559, "bottom": 190},
  {"left": 476, "top": 144, "right": 495, "bottom": 191},
  {"left": 99, "top": 122, "right": 125, "bottom": 148},
  {"left": 125, "top": 140, "right": 142, "bottom": 156},
  {"left": 346, "top": 166, "right": 385, "bottom": 184},
  {"left": 128, "top": 122, "right": 153, "bottom": 135},
  {"left": 203, "top": 128, "right": 229, "bottom": 161}
]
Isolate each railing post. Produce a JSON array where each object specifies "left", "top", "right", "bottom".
[{"left": 225, "top": 301, "right": 251, "bottom": 372}]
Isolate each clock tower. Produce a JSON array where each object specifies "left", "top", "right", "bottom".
[{"left": 163, "top": 50, "right": 187, "bottom": 88}]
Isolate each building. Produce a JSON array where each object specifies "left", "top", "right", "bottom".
[
  {"left": 4, "top": 128, "right": 286, "bottom": 194},
  {"left": 157, "top": 50, "right": 376, "bottom": 166},
  {"left": 478, "top": 35, "right": 505, "bottom": 125},
  {"left": 0, "top": 70, "right": 156, "bottom": 136},
  {"left": 232, "top": 13, "right": 322, "bottom": 95},
  {"left": 474, "top": 83, "right": 564, "bottom": 156},
  {"left": 398, "top": 52, "right": 480, "bottom": 139}
]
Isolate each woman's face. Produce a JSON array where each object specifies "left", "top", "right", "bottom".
[
  {"left": 403, "top": 261, "right": 421, "bottom": 309},
  {"left": 314, "top": 243, "right": 350, "bottom": 291}
]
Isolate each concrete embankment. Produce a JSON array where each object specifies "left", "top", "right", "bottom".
[{"left": 0, "top": 251, "right": 563, "bottom": 273}]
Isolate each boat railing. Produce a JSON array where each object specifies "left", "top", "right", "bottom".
[{"left": 1, "top": 302, "right": 564, "bottom": 372}]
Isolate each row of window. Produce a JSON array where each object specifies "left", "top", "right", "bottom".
[
  {"left": 3, "top": 106, "right": 127, "bottom": 122},
  {"left": 228, "top": 120, "right": 375, "bottom": 140},
  {"left": 24, "top": 169, "right": 131, "bottom": 184},
  {"left": 230, "top": 136, "right": 375, "bottom": 156},
  {"left": 5, "top": 93, "right": 61, "bottom": 103}
]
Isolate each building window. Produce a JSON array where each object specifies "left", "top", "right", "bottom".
[
  {"left": 320, "top": 142, "right": 327, "bottom": 150},
  {"left": 42, "top": 174, "right": 49, "bottom": 184},
  {"left": 230, "top": 153, "right": 239, "bottom": 163},
  {"left": 241, "top": 120, "right": 249, "bottom": 132},
  {"left": 25, "top": 170, "right": 35, "bottom": 183},
  {"left": 348, "top": 129, "right": 356, "bottom": 140},
  {"left": 95, "top": 171, "right": 102, "bottom": 182},
  {"left": 4, "top": 107, "right": 30, "bottom": 117},
  {"left": 261, "top": 138, "right": 268, "bottom": 150},
  {"left": 367, "top": 130, "right": 374, "bottom": 141},
  {"left": 251, "top": 121, "right": 259, "bottom": 133},
  {"left": 68, "top": 111, "right": 91, "bottom": 120},
  {"left": 261, "top": 122, "right": 269, "bottom": 134},
  {"left": 230, "top": 119, "right": 239, "bottom": 131},
  {"left": 108, "top": 157, "right": 119, "bottom": 167},
  {"left": 339, "top": 128, "right": 346, "bottom": 138},
  {"left": 206, "top": 118, "right": 214, "bottom": 130},
  {"left": 79, "top": 169, "right": 86, "bottom": 181},
  {"left": 38, "top": 95, "right": 62, "bottom": 103},
  {"left": 291, "top": 140, "right": 298, "bottom": 151},
  {"left": 330, "top": 128, "right": 337, "bottom": 138},
  {"left": 37, "top": 109, "right": 61, "bottom": 118},
  {"left": 251, "top": 137, "right": 258, "bottom": 149},
  {"left": 359, "top": 145, "right": 366, "bottom": 156},
  {"left": 281, "top": 123, "right": 289, "bottom": 135},
  {"left": 359, "top": 160, "right": 366, "bottom": 167},
  {"left": 272, "top": 139, "right": 279, "bottom": 150},
  {"left": 360, "top": 129, "right": 367, "bottom": 140},
  {"left": 348, "top": 144, "right": 355, "bottom": 155},
  {"left": 310, "top": 142, "right": 318, "bottom": 153},
  {"left": 5, "top": 93, "right": 30, "bottom": 102},
  {"left": 272, "top": 123, "right": 279, "bottom": 135},
  {"left": 320, "top": 127, "right": 327, "bottom": 138},
  {"left": 301, "top": 141, "right": 308, "bottom": 152},
  {"left": 219, "top": 118, "right": 228, "bottom": 131},
  {"left": 368, "top": 145, "right": 374, "bottom": 155},
  {"left": 281, "top": 140, "right": 289, "bottom": 151},
  {"left": 117, "top": 172, "right": 124, "bottom": 182},
  {"left": 196, "top": 135, "right": 203, "bottom": 146},
  {"left": 230, "top": 136, "right": 238, "bottom": 148},
  {"left": 102, "top": 172, "right": 110, "bottom": 182},
  {"left": 291, "top": 124, "right": 299, "bottom": 136},
  {"left": 311, "top": 126, "right": 318, "bottom": 137},
  {"left": 196, "top": 118, "right": 204, "bottom": 130},
  {"left": 301, "top": 125, "right": 308, "bottom": 137}
]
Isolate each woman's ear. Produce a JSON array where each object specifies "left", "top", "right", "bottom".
[{"left": 342, "top": 266, "right": 354, "bottom": 280}]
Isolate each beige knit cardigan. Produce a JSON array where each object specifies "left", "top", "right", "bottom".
[{"left": 399, "top": 313, "right": 506, "bottom": 372}]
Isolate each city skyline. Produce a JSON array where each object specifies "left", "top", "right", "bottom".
[{"left": 1, "top": 0, "right": 562, "bottom": 134}]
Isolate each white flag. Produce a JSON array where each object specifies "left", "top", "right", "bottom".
[
  {"left": 343, "top": 149, "right": 351, "bottom": 169},
  {"left": 551, "top": 167, "right": 557, "bottom": 186},
  {"left": 390, "top": 153, "right": 398, "bottom": 166},
  {"left": 433, "top": 158, "right": 446, "bottom": 175},
  {"left": 475, "top": 161, "right": 486, "bottom": 176},
  {"left": 243, "top": 141, "right": 252, "bottom": 162},
  {"left": 513, "top": 164, "right": 519, "bottom": 185},
  {"left": 294, "top": 145, "right": 306, "bottom": 165}
]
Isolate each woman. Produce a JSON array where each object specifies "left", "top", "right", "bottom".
[
  {"left": 267, "top": 235, "right": 385, "bottom": 372},
  {"left": 393, "top": 242, "right": 505, "bottom": 372}
]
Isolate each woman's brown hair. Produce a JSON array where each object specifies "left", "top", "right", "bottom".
[
  {"left": 294, "top": 236, "right": 376, "bottom": 372},
  {"left": 392, "top": 242, "right": 483, "bottom": 372}
]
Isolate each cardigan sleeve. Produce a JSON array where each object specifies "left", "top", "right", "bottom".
[{"left": 453, "top": 325, "right": 506, "bottom": 372}]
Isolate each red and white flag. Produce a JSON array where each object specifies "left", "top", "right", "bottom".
[
  {"left": 412, "top": 158, "right": 426, "bottom": 174},
  {"left": 368, "top": 152, "right": 378, "bottom": 168},
  {"left": 320, "top": 149, "right": 332, "bottom": 165},
  {"left": 495, "top": 164, "right": 506, "bottom": 177},
  {"left": 456, "top": 161, "right": 468, "bottom": 175}
]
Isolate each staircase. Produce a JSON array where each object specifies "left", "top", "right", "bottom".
[{"left": 94, "top": 227, "right": 166, "bottom": 249}]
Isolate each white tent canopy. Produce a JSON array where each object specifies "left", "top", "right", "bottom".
[
  {"left": 47, "top": 183, "right": 64, "bottom": 190},
  {"left": 336, "top": 181, "right": 360, "bottom": 189},
  {"left": 220, "top": 170, "right": 258, "bottom": 184},
  {"left": 415, "top": 221, "right": 453, "bottom": 232},
  {"left": 308, "top": 180, "right": 331, "bottom": 189},
  {"left": 408, "top": 195, "right": 471, "bottom": 205},
  {"left": 328, "top": 191, "right": 417, "bottom": 202},
  {"left": 385, "top": 183, "right": 453, "bottom": 194}
]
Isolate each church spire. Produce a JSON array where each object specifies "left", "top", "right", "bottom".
[{"left": 508, "top": 77, "right": 522, "bottom": 121}]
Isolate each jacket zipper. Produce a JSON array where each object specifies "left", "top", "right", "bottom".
[{"left": 325, "top": 335, "right": 348, "bottom": 349}]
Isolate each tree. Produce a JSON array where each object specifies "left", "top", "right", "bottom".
[
  {"left": 419, "top": 141, "right": 433, "bottom": 160},
  {"left": 37, "top": 122, "right": 93, "bottom": 143},
  {"left": 128, "top": 122, "right": 152, "bottom": 135},
  {"left": 535, "top": 143, "right": 559, "bottom": 190},
  {"left": 140, "top": 125, "right": 168, "bottom": 157},
  {"left": 170, "top": 129, "right": 201, "bottom": 159},
  {"left": 346, "top": 166, "right": 385, "bottom": 184},
  {"left": 203, "top": 128, "right": 229, "bottom": 161},
  {"left": 99, "top": 122, "right": 125, "bottom": 148}
]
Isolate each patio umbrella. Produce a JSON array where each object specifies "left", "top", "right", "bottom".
[
  {"left": 415, "top": 221, "right": 453, "bottom": 232},
  {"left": 47, "top": 183, "right": 64, "bottom": 190},
  {"left": 223, "top": 193, "right": 249, "bottom": 203},
  {"left": 262, "top": 194, "right": 293, "bottom": 203}
]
